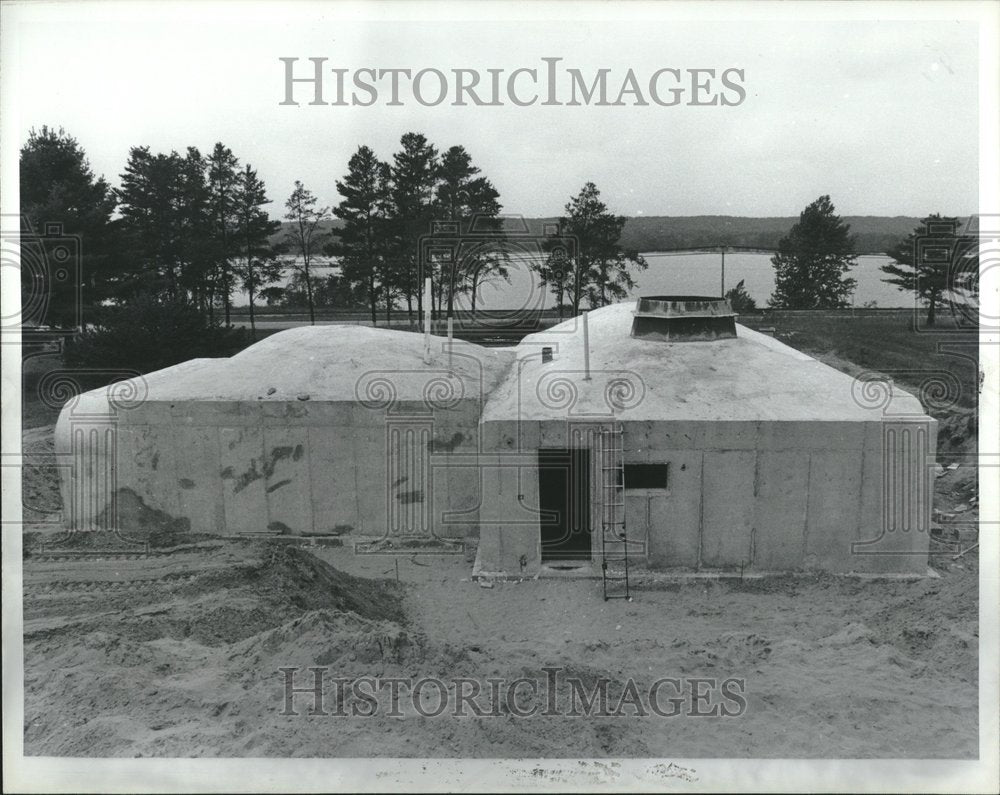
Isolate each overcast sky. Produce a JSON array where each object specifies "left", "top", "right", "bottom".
[{"left": 5, "top": 2, "right": 981, "bottom": 220}]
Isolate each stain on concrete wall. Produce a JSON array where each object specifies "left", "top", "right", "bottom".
[
  {"left": 428, "top": 432, "right": 464, "bottom": 453},
  {"left": 103, "top": 487, "right": 191, "bottom": 536}
]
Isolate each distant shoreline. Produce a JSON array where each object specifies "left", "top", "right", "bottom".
[
  {"left": 268, "top": 214, "right": 965, "bottom": 256},
  {"left": 234, "top": 251, "right": 916, "bottom": 311}
]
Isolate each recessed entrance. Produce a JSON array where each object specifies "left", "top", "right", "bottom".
[{"left": 537, "top": 448, "right": 591, "bottom": 561}]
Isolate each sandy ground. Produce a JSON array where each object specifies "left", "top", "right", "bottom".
[{"left": 21, "top": 517, "right": 978, "bottom": 758}]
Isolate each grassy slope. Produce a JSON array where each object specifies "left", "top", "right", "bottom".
[{"left": 738, "top": 312, "right": 979, "bottom": 412}]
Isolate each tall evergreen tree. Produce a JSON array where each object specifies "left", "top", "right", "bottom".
[
  {"left": 881, "top": 215, "right": 973, "bottom": 326},
  {"left": 118, "top": 147, "right": 219, "bottom": 310},
  {"left": 283, "top": 181, "right": 329, "bottom": 325},
  {"left": 19, "top": 126, "right": 118, "bottom": 326},
  {"left": 332, "top": 145, "right": 392, "bottom": 326},
  {"left": 724, "top": 279, "right": 757, "bottom": 312},
  {"left": 769, "top": 195, "right": 857, "bottom": 309},
  {"left": 540, "top": 182, "right": 646, "bottom": 315},
  {"left": 234, "top": 164, "right": 282, "bottom": 339},
  {"left": 175, "top": 147, "right": 215, "bottom": 311},
  {"left": 117, "top": 147, "right": 188, "bottom": 299},
  {"left": 433, "top": 145, "right": 506, "bottom": 317},
  {"left": 389, "top": 133, "right": 439, "bottom": 321},
  {"left": 537, "top": 241, "right": 573, "bottom": 320},
  {"left": 206, "top": 143, "right": 240, "bottom": 325}
]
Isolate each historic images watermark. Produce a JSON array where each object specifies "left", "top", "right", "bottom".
[
  {"left": 4, "top": 213, "right": 151, "bottom": 549},
  {"left": 279, "top": 57, "right": 747, "bottom": 108},
  {"left": 846, "top": 214, "right": 992, "bottom": 557},
  {"left": 417, "top": 215, "right": 576, "bottom": 331},
  {"left": 278, "top": 667, "right": 748, "bottom": 719}
]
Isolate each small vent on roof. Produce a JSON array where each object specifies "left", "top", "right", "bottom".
[{"left": 630, "top": 295, "right": 737, "bottom": 341}]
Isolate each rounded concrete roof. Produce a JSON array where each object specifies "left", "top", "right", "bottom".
[
  {"left": 64, "top": 308, "right": 929, "bottom": 425},
  {"left": 480, "top": 302, "right": 928, "bottom": 422},
  {"left": 98, "top": 325, "right": 515, "bottom": 403}
]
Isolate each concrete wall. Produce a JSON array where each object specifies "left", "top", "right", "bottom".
[
  {"left": 475, "top": 417, "right": 936, "bottom": 576},
  {"left": 56, "top": 394, "right": 483, "bottom": 542},
  {"left": 475, "top": 419, "right": 608, "bottom": 575},
  {"left": 58, "top": 390, "right": 935, "bottom": 575}
]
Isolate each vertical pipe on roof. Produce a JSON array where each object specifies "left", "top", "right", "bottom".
[
  {"left": 423, "top": 277, "right": 432, "bottom": 364},
  {"left": 447, "top": 316, "right": 454, "bottom": 371},
  {"left": 583, "top": 310, "right": 592, "bottom": 381}
]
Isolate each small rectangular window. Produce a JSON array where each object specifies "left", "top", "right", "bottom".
[{"left": 624, "top": 463, "right": 669, "bottom": 490}]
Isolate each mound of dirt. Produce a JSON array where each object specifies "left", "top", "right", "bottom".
[
  {"left": 21, "top": 426, "right": 61, "bottom": 517},
  {"left": 26, "top": 542, "right": 406, "bottom": 652},
  {"left": 105, "top": 543, "right": 408, "bottom": 647},
  {"left": 29, "top": 487, "right": 229, "bottom": 554},
  {"left": 225, "top": 609, "right": 434, "bottom": 682},
  {"left": 864, "top": 572, "right": 978, "bottom": 683},
  {"left": 185, "top": 542, "right": 406, "bottom": 625},
  {"left": 100, "top": 488, "right": 193, "bottom": 543},
  {"left": 936, "top": 408, "right": 978, "bottom": 453}
]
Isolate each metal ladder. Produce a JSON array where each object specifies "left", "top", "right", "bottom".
[{"left": 599, "top": 423, "right": 634, "bottom": 600}]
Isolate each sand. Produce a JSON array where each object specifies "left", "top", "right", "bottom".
[{"left": 22, "top": 531, "right": 978, "bottom": 758}]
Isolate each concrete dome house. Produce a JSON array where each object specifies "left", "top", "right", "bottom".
[{"left": 56, "top": 297, "right": 936, "bottom": 581}]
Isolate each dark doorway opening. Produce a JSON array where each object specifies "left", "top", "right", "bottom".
[{"left": 537, "top": 448, "right": 591, "bottom": 561}]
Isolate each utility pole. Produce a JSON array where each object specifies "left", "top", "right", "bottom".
[{"left": 720, "top": 246, "right": 726, "bottom": 297}]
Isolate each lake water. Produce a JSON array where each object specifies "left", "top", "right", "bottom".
[{"left": 232, "top": 252, "right": 911, "bottom": 310}]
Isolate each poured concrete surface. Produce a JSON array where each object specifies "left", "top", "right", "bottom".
[
  {"left": 475, "top": 303, "right": 935, "bottom": 577},
  {"left": 56, "top": 304, "right": 935, "bottom": 576},
  {"left": 481, "top": 302, "right": 925, "bottom": 422},
  {"left": 83, "top": 325, "right": 515, "bottom": 402},
  {"left": 473, "top": 415, "right": 934, "bottom": 577},
  {"left": 56, "top": 326, "right": 514, "bottom": 539}
]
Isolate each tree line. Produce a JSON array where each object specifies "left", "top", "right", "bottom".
[
  {"left": 21, "top": 127, "right": 512, "bottom": 335},
  {"left": 19, "top": 126, "right": 649, "bottom": 340},
  {"left": 762, "top": 194, "right": 977, "bottom": 324},
  {"left": 20, "top": 125, "right": 976, "bottom": 353},
  {"left": 20, "top": 128, "right": 282, "bottom": 336}
]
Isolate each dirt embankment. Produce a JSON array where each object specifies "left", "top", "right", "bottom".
[
  {"left": 23, "top": 542, "right": 411, "bottom": 755},
  {"left": 22, "top": 533, "right": 978, "bottom": 759}
]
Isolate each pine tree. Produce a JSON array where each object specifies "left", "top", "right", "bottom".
[
  {"left": 542, "top": 182, "right": 647, "bottom": 315},
  {"left": 537, "top": 240, "right": 573, "bottom": 319},
  {"left": 724, "top": 279, "right": 757, "bottom": 312},
  {"left": 389, "top": 133, "right": 439, "bottom": 321},
  {"left": 234, "top": 164, "right": 282, "bottom": 339},
  {"left": 881, "top": 215, "right": 972, "bottom": 326},
  {"left": 118, "top": 147, "right": 218, "bottom": 310},
  {"left": 176, "top": 147, "right": 215, "bottom": 312},
  {"left": 434, "top": 145, "right": 505, "bottom": 317},
  {"left": 769, "top": 195, "right": 857, "bottom": 309},
  {"left": 118, "top": 147, "right": 187, "bottom": 299},
  {"left": 332, "top": 146, "right": 392, "bottom": 326},
  {"left": 283, "top": 181, "right": 329, "bottom": 325},
  {"left": 19, "top": 126, "right": 118, "bottom": 326},
  {"left": 206, "top": 143, "right": 240, "bottom": 325}
]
